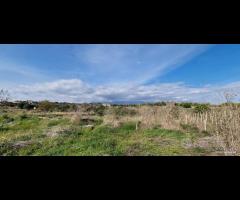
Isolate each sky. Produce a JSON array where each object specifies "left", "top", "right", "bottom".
[{"left": 0, "top": 44, "right": 240, "bottom": 104}]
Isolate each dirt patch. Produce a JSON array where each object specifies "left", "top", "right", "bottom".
[
  {"left": 45, "top": 127, "right": 68, "bottom": 137},
  {"left": 183, "top": 136, "right": 220, "bottom": 150},
  {"left": 149, "top": 137, "right": 174, "bottom": 146},
  {"left": 13, "top": 141, "right": 33, "bottom": 148}
]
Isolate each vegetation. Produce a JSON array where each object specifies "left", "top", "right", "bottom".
[
  {"left": 1, "top": 101, "right": 233, "bottom": 156},
  {"left": 113, "top": 106, "right": 137, "bottom": 116},
  {"left": 17, "top": 101, "right": 36, "bottom": 110},
  {"left": 193, "top": 104, "right": 210, "bottom": 113},
  {"left": 0, "top": 112, "right": 210, "bottom": 156},
  {"left": 0, "top": 89, "right": 10, "bottom": 103},
  {"left": 153, "top": 101, "right": 167, "bottom": 106},
  {"left": 176, "top": 102, "right": 193, "bottom": 108}
]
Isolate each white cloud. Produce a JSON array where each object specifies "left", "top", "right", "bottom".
[
  {"left": 74, "top": 44, "right": 211, "bottom": 85},
  {"left": 7, "top": 79, "right": 240, "bottom": 104},
  {"left": 11, "top": 79, "right": 95, "bottom": 103},
  {"left": 0, "top": 45, "right": 213, "bottom": 102}
]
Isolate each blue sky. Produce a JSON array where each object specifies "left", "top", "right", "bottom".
[{"left": 0, "top": 44, "right": 240, "bottom": 103}]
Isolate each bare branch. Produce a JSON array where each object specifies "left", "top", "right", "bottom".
[
  {"left": 0, "top": 89, "right": 10, "bottom": 103},
  {"left": 223, "top": 89, "right": 237, "bottom": 103}
]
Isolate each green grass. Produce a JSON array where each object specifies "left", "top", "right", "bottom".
[
  {"left": 47, "top": 118, "right": 70, "bottom": 127},
  {"left": 0, "top": 109, "right": 214, "bottom": 156}
]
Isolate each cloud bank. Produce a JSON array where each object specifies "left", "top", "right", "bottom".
[
  {"left": 1, "top": 44, "right": 233, "bottom": 104},
  {"left": 8, "top": 79, "right": 240, "bottom": 104}
]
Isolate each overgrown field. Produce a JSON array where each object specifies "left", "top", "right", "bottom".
[{"left": 0, "top": 102, "right": 237, "bottom": 156}]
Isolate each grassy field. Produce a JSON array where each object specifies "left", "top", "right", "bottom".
[{"left": 0, "top": 105, "right": 224, "bottom": 156}]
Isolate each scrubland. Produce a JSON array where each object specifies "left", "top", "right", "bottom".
[{"left": 0, "top": 102, "right": 239, "bottom": 156}]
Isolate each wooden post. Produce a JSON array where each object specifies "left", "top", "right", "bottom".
[{"left": 136, "top": 121, "right": 141, "bottom": 131}]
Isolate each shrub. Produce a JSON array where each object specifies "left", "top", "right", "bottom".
[
  {"left": 69, "top": 104, "right": 78, "bottom": 112},
  {"left": 194, "top": 104, "right": 210, "bottom": 113},
  {"left": 57, "top": 104, "right": 71, "bottom": 112},
  {"left": 154, "top": 101, "right": 167, "bottom": 106},
  {"left": 18, "top": 102, "right": 35, "bottom": 110},
  {"left": 84, "top": 105, "right": 106, "bottom": 116},
  {"left": 178, "top": 102, "right": 193, "bottom": 108},
  {"left": 19, "top": 113, "right": 28, "bottom": 120},
  {"left": 2, "top": 114, "right": 9, "bottom": 120},
  {"left": 114, "top": 107, "right": 137, "bottom": 116},
  {"left": 0, "top": 124, "right": 8, "bottom": 132},
  {"left": 169, "top": 106, "right": 180, "bottom": 119},
  {"left": 180, "top": 123, "right": 199, "bottom": 133},
  {"left": 2, "top": 114, "right": 14, "bottom": 123},
  {"left": 56, "top": 103, "right": 78, "bottom": 112},
  {"left": 0, "top": 101, "right": 15, "bottom": 107},
  {"left": 94, "top": 105, "right": 106, "bottom": 116},
  {"left": 37, "top": 101, "right": 56, "bottom": 112},
  {"left": 220, "top": 102, "right": 240, "bottom": 109}
]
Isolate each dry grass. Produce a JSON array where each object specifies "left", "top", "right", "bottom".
[
  {"left": 101, "top": 104, "right": 240, "bottom": 155},
  {"left": 177, "top": 105, "right": 240, "bottom": 155},
  {"left": 2, "top": 103, "right": 239, "bottom": 156}
]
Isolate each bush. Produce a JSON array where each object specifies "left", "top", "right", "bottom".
[
  {"left": 17, "top": 101, "right": 35, "bottom": 110},
  {"left": 94, "top": 105, "right": 106, "bottom": 116},
  {"left": 70, "top": 104, "right": 78, "bottom": 112},
  {"left": 114, "top": 107, "right": 137, "bottom": 116},
  {"left": 57, "top": 103, "right": 78, "bottom": 112},
  {"left": 0, "top": 124, "right": 9, "bottom": 132},
  {"left": 85, "top": 105, "right": 106, "bottom": 116},
  {"left": 154, "top": 102, "right": 167, "bottom": 106},
  {"left": 2, "top": 114, "right": 9, "bottom": 120},
  {"left": 0, "top": 101, "right": 15, "bottom": 107},
  {"left": 180, "top": 123, "right": 199, "bottom": 133},
  {"left": 220, "top": 103, "right": 240, "bottom": 109},
  {"left": 2, "top": 114, "right": 14, "bottom": 123},
  {"left": 57, "top": 104, "right": 70, "bottom": 112},
  {"left": 170, "top": 106, "right": 180, "bottom": 119},
  {"left": 194, "top": 104, "right": 210, "bottom": 113},
  {"left": 37, "top": 101, "right": 56, "bottom": 112},
  {"left": 178, "top": 102, "right": 193, "bottom": 108},
  {"left": 19, "top": 113, "right": 28, "bottom": 120}
]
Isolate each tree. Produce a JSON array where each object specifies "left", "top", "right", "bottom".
[
  {"left": 223, "top": 90, "right": 237, "bottom": 103},
  {"left": 0, "top": 89, "right": 10, "bottom": 103}
]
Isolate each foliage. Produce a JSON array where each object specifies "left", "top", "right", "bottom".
[
  {"left": 177, "top": 102, "right": 193, "bottom": 108},
  {"left": 94, "top": 105, "right": 106, "bottom": 116},
  {"left": 37, "top": 101, "right": 56, "bottom": 112},
  {"left": 17, "top": 101, "right": 36, "bottom": 110},
  {"left": 193, "top": 104, "right": 210, "bottom": 113},
  {"left": 113, "top": 106, "right": 137, "bottom": 116},
  {"left": 57, "top": 103, "right": 78, "bottom": 112},
  {"left": 154, "top": 101, "right": 167, "bottom": 106},
  {"left": 180, "top": 123, "right": 199, "bottom": 133},
  {"left": 19, "top": 113, "right": 28, "bottom": 120},
  {"left": 0, "top": 103, "right": 231, "bottom": 156},
  {"left": 1, "top": 114, "right": 14, "bottom": 123}
]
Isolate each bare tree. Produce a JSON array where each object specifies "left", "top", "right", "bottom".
[
  {"left": 223, "top": 89, "right": 237, "bottom": 103},
  {"left": 0, "top": 89, "right": 10, "bottom": 103}
]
